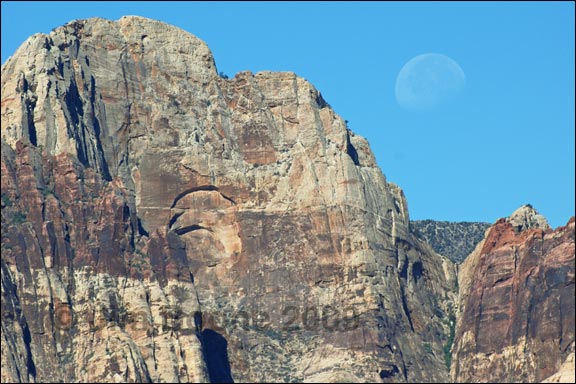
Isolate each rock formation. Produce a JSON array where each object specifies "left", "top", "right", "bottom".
[
  {"left": 3, "top": 16, "right": 574, "bottom": 384},
  {"left": 411, "top": 220, "right": 490, "bottom": 264},
  {"left": 1, "top": 16, "right": 458, "bottom": 383},
  {"left": 452, "top": 206, "right": 575, "bottom": 383},
  {"left": 542, "top": 352, "right": 575, "bottom": 383}
]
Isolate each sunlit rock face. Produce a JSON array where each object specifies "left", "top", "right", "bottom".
[
  {"left": 452, "top": 207, "right": 575, "bottom": 383},
  {"left": 542, "top": 352, "right": 575, "bottom": 383},
  {"left": 5, "top": 16, "right": 572, "bottom": 384},
  {"left": 1, "top": 16, "right": 457, "bottom": 383}
]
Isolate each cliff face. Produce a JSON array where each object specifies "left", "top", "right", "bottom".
[
  {"left": 452, "top": 206, "right": 575, "bottom": 383},
  {"left": 542, "top": 352, "right": 575, "bottom": 383},
  {"left": 1, "top": 16, "right": 457, "bottom": 383}
]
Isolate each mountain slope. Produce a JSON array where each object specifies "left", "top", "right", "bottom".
[{"left": 411, "top": 220, "right": 490, "bottom": 263}]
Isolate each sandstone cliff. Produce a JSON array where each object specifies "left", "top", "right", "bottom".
[
  {"left": 452, "top": 205, "right": 575, "bottom": 383},
  {"left": 1, "top": 16, "right": 458, "bottom": 383},
  {"left": 542, "top": 352, "right": 575, "bottom": 383}
]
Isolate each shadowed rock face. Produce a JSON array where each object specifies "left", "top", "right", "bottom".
[
  {"left": 1, "top": 16, "right": 457, "bottom": 383},
  {"left": 452, "top": 206, "right": 575, "bottom": 383}
]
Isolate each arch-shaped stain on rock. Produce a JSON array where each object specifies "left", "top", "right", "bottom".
[
  {"left": 170, "top": 185, "right": 236, "bottom": 208},
  {"left": 173, "top": 224, "right": 212, "bottom": 236}
]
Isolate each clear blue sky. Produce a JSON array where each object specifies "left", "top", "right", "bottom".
[{"left": 2, "top": 1, "right": 574, "bottom": 228}]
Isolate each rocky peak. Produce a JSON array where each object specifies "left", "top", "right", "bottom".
[
  {"left": 1, "top": 16, "right": 458, "bottom": 383},
  {"left": 507, "top": 204, "right": 550, "bottom": 233}
]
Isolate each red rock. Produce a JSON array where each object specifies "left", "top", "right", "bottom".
[{"left": 453, "top": 206, "right": 575, "bottom": 383}]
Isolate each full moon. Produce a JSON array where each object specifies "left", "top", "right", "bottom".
[{"left": 395, "top": 53, "right": 466, "bottom": 111}]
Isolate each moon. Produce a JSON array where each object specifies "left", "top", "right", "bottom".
[{"left": 395, "top": 53, "right": 466, "bottom": 111}]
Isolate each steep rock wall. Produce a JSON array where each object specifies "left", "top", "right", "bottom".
[
  {"left": 1, "top": 16, "right": 457, "bottom": 383},
  {"left": 452, "top": 206, "right": 575, "bottom": 383}
]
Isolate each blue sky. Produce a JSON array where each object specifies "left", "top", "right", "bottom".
[{"left": 2, "top": 1, "right": 574, "bottom": 228}]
